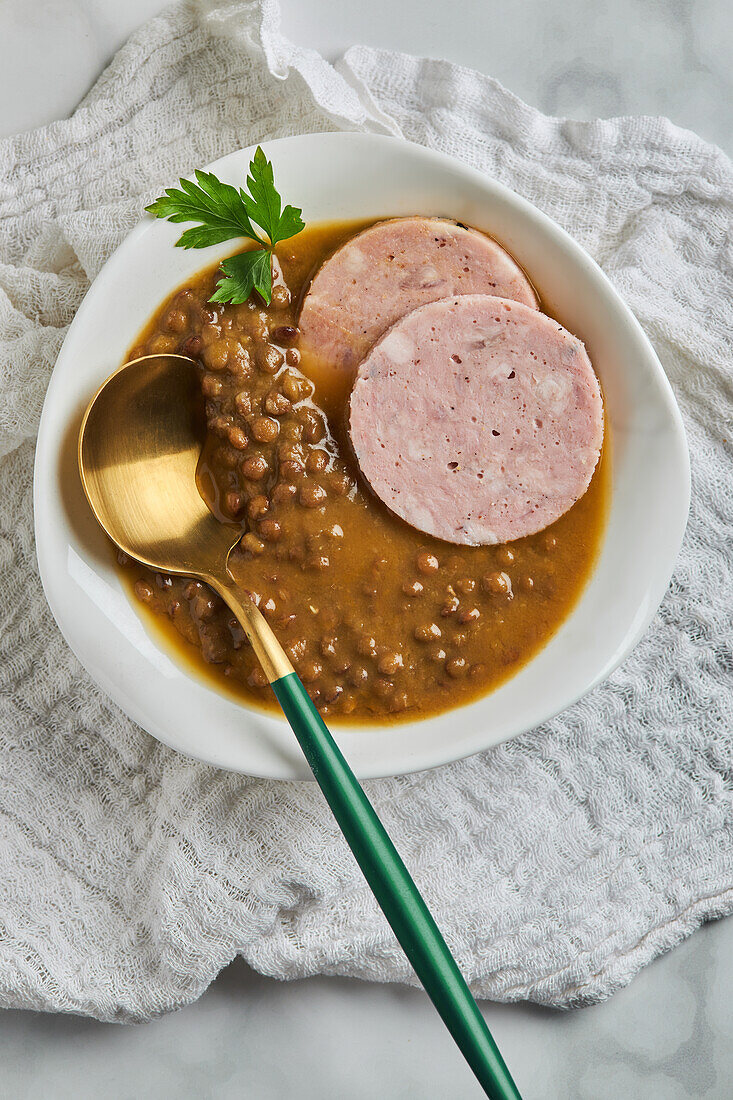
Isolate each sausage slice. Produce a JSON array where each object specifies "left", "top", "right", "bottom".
[
  {"left": 349, "top": 295, "right": 603, "bottom": 545},
  {"left": 299, "top": 217, "right": 538, "bottom": 372}
]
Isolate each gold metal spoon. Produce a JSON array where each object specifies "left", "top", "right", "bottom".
[
  {"left": 79, "top": 354, "right": 290, "bottom": 683},
  {"left": 78, "top": 353, "right": 520, "bottom": 1100}
]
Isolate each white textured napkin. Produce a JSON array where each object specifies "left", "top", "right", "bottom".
[{"left": 1, "top": 0, "right": 731, "bottom": 1021}]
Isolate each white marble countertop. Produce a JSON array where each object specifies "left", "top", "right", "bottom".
[{"left": 2, "top": 1, "right": 732, "bottom": 1096}]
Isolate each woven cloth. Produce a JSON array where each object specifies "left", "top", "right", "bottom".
[{"left": 0, "top": 0, "right": 731, "bottom": 1021}]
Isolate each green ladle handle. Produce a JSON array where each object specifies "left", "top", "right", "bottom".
[{"left": 271, "top": 672, "right": 522, "bottom": 1100}]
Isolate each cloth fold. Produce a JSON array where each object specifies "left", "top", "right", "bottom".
[{"left": 0, "top": 0, "right": 731, "bottom": 1022}]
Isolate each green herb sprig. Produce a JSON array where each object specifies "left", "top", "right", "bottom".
[{"left": 145, "top": 147, "right": 305, "bottom": 305}]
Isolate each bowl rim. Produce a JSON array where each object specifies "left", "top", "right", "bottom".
[{"left": 33, "top": 131, "right": 691, "bottom": 779}]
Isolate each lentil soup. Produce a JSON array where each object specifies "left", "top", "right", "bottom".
[{"left": 119, "top": 219, "right": 609, "bottom": 722}]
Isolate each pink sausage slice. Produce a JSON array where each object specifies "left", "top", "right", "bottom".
[
  {"left": 349, "top": 295, "right": 603, "bottom": 545},
  {"left": 299, "top": 217, "right": 538, "bottom": 371}
]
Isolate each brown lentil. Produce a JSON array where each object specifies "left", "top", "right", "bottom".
[
  {"left": 248, "top": 666, "right": 268, "bottom": 688},
  {"left": 299, "top": 482, "right": 327, "bottom": 508},
  {"left": 148, "top": 334, "right": 177, "bottom": 354},
  {"left": 280, "top": 459, "right": 305, "bottom": 481},
  {"left": 305, "top": 450, "right": 329, "bottom": 475},
  {"left": 201, "top": 374, "right": 223, "bottom": 398},
  {"left": 328, "top": 471, "right": 352, "bottom": 496},
  {"left": 163, "top": 308, "right": 188, "bottom": 333},
  {"left": 242, "top": 533, "right": 265, "bottom": 555},
  {"left": 227, "top": 425, "right": 248, "bottom": 450},
  {"left": 415, "top": 622, "right": 441, "bottom": 643},
  {"left": 260, "top": 345, "right": 284, "bottom": 373},
  {"left": 247, "top": 495, "right": 269, "bottom": 520},
  {"left": 481, "top": 571, "right": 513, "bottom": 597},
  {"left": 417, "top": 552, "right": 439, "bottom": 575},
  {"left": 264, "top": 391, "right": 291, "bottom": 416},
  {"left": 134, "top": 580, "right": 154, "bottom": 603},
  {"left": 271, "top": 324, "right": 298, "bottom": 344},
  {"left": 300, "top": 659, "right": 323, "bottom": 683},
  {"left": 357, "top": 634, "right": 378, "bottom": 658},
  {"left": 389, "top": 691, "right": 409, "bottom": 713},
  {"left": 251, "top": 416, "right": 278, "bottom": 443},
  {"left": 204, "top": 340, "right": 229, "bottom": 371},
  {"left": 223, "top": 491, "right": 244, "bottom": 517},
  {"left": 377, "top": 651, "right": 404, "bottom": 676},
  {"left": 259, "top": 518, "right": 282, "bottom": 542},
  {"left": 271, "top": 482, "right": 297, "bottom": 504},
  {"left": 242, "top": 454, "right": 268, "bottom": 480}
]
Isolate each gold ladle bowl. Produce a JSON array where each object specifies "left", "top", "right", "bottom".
[{"left": 79, "top": 354, "right": 290, "bottom": 682}]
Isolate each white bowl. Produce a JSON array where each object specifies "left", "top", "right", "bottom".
[{"left": 34, "top": 132, "right": 689, "bottom": 780}]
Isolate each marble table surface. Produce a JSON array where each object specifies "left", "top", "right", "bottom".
[{"left": 2, "top": 0, "right": 732, "bottom": 1096}]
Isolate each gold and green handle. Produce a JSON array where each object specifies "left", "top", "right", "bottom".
[{"left": 212, "top": 573, "right": 522, "bottom": 1100}]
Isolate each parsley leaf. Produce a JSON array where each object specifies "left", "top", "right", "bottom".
[
  {"left": 242, "top": 146, "right": 305, "bottom": 247},
  {"left": 145, "top": 148, "right": 304, "bottom": 305},
  {"left": 209, "top": 249, "right": 274, "bottom": 306},
  {"left": 145, "top": 170, "right": 261, "bottom": 248}
]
